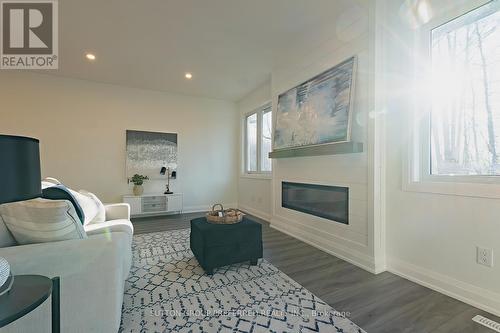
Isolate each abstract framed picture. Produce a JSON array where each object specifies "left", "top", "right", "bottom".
[
  {"left": 273, "top": 56, "right": 357, "bottom": 151},
  {"left": 126, "top": 130, "right": 177, "bottom": 179}
]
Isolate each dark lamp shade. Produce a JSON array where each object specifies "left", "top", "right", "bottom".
[{"left": 0, "top": 135, "right": 42, "bottom": 204}]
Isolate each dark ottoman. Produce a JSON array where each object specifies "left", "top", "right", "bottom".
[{"left": 190, "top": 216, "right": 263, "bottom": 274}]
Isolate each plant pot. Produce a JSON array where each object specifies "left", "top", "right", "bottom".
[{"left": 133, "top": 185, "right": 144, "bottom": 196}]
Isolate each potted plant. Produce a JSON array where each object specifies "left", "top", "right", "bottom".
[{"left": 131, "top": 174, "right": 149, "bottom": 196}]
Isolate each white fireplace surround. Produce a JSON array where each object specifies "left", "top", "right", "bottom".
[{"left": 270, "top": 174, "right": 375, "bottom": 272}]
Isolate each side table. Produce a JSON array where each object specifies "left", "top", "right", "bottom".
[{"left": 0, "top": 275, "right": 60, "bottom": 333}]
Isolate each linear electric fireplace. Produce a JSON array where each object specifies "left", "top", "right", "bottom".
[{"left": 282, "top": 182, "right": 348, "bottom": 224}]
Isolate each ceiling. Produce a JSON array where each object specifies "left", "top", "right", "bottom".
[{"left": 50, "top": 0, "right": 363, "bottom": 101}]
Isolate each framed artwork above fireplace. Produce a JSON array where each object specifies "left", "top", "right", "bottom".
[{"left": 273, "top": 56, "right": 357, "bottom": 152}]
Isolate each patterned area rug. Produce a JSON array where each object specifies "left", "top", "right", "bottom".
[{"left": 120, "top": 228, "right": 365, "bottom": 333}]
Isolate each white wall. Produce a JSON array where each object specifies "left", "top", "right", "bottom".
[
  {"left": 237, "top": 81, "right": 273, "bottom": 221},
  {"left": 379, "top": 0, "right": 500, "bottom": 315},
  {"left": 269, "top": 1, "right": 381, "bottom": 273},
  {"left": 0, "top": 72, "right": 238, "bottom": 210}
]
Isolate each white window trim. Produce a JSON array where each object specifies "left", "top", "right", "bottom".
[
  {"left": 244, "top": 111, "right": 258, "bottom": 174},
  {"left": 243, "top": 102, "right": 272, "bottom": 175},
  {"left": 404, "top": 0, "right": 500, "bottom": 199}
]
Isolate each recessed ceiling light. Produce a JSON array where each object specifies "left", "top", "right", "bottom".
[
  {"left": 185, "top": 72, "right": 193, "bottom": 79},
  {"left": 85, "top": 53, "right": 96, "bottom": 61}
]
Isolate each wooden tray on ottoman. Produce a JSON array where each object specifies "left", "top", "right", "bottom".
[{"left": 205, "top": 204, "right": 243, "bottom": 224}]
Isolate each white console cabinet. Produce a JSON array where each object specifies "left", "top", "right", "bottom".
[{"left": 123, "top": 193, "right": 183, "bottom": 217}]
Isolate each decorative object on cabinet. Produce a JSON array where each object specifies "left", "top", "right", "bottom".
[
  {"left": 160, "top": 167, "right": 173, "bottom": 194},
  {"left": 130, "top": 174, "right": 149, "bottom": 196}
]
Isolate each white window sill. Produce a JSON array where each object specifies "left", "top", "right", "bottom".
[
  {"left": 403, "top": 179, "right": 500, "bottom": 199},
  {"left": 240, "top": 173, "right": 272, "bottom": 180}
]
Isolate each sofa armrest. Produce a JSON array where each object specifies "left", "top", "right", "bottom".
[
  {"left": 104, "top": 203, "right": 130, "bottom": 221},
  {"left": 0, "top": 233, "right": 131, "bottom": 332},
  {"left": 85, "top": 219, "right": 134, "bottom": 239}
]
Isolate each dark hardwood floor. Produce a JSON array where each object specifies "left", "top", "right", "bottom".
[{"left": 132, "top": 212, "right": 500, "bottom": 333}]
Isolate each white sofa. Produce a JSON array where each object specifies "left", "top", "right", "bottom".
[{"left": 0, "top": 202, "right": 133, "bottom": 332}]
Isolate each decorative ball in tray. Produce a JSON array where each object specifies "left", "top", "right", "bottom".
[
  {"left": 206, "top": 204, "right": 243, "bottom": 224},
  {"left": 0, "top": 257, "right": 13, "bottom": 296}
]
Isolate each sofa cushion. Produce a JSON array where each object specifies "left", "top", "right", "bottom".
[
  {"left": 0, "top": 215, "right": 17, "bottom": 248},
  {"left": 79, "top": 190, "right": 106, "bottom": 224},
  {"left": 84, "top": 219, "right": 134, "bottom": 237},
  {"left": 43, "top": 185, "right": 86, "bottom": 224},
  {"left": 0, "top": 198, "right": 87, "bottom": 245}
]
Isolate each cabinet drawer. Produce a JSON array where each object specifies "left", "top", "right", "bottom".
[
  {"left": 142, "top": 202, "right": 167, "bottom": 213},
  {"left": 142, "top": 196, "right": 167, "bottom": 205}
]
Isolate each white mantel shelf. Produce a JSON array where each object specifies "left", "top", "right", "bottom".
[{"left": 269, "top": 142, "right": 363, "bottom": 159}]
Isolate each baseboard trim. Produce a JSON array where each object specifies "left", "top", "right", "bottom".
[
  {"left": 270, "top": 216, "right": 379, "bottom": 274},
  {"left": 183, "top": 203, "right": 238, "bottom": 214},
  {"left": 387, "top": 257, "right": 500, "bottom": 317},
  {"left": 238, "top": 205, "right": 272, "bottom": 222}
]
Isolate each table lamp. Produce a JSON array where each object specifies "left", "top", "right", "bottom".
[
  {"left": 160, "top": 166, "right": 173, "bottom": 194},
  {"left": 0, "top": 134, "right": 42, "bottom": 295}
]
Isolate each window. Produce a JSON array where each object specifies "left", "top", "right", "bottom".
[
  {"left": 261, "top": 109, "right": 272, "bottom": 172},
  {"left": 245, "top": 113, "right": 258, "bottom": 172},
  {"left": 430, "top": 2, "right": 500, "bottom": 176},
  {"left": 244, "top": 103, "right": 272, "bottom": 173}
]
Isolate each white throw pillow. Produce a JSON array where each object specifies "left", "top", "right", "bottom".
[
  {"left": 0, "top": 198, "right": 87, "bottom": 245},
  {"left": 69, "top": 189, "right": 99, "bottom": 226},
  {"left": 39, "top": 178, "right": 103, "bottom": 225},
  {"left": 0, "top": 215, "right": 17, "bottom": 247},
  {"left": 42, "top": 177, "right": 62, "bottom": 185},
  {"left": 79, "top": 190, "right": 106, "bottom": 224}
]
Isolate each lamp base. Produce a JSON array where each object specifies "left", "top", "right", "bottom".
[{"left": 164, "top": 184, "right": 173, "bottom": 195}]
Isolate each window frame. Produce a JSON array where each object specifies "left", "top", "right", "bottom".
[
  {"left": 243, "top": 102, "right": 272, "bottom": 175},
  {"left": 244, "top": 112, "right": 258, "bottom": 173},
  {"left": 404, "top": 0, "right": 500, "bottom": 198},
  {"left": 260, "top": 107, "right": 273, "bottom": 172}
]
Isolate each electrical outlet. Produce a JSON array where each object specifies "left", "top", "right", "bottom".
[{"left": 477, "top": 247, "right": 494, "bottom": 267}]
